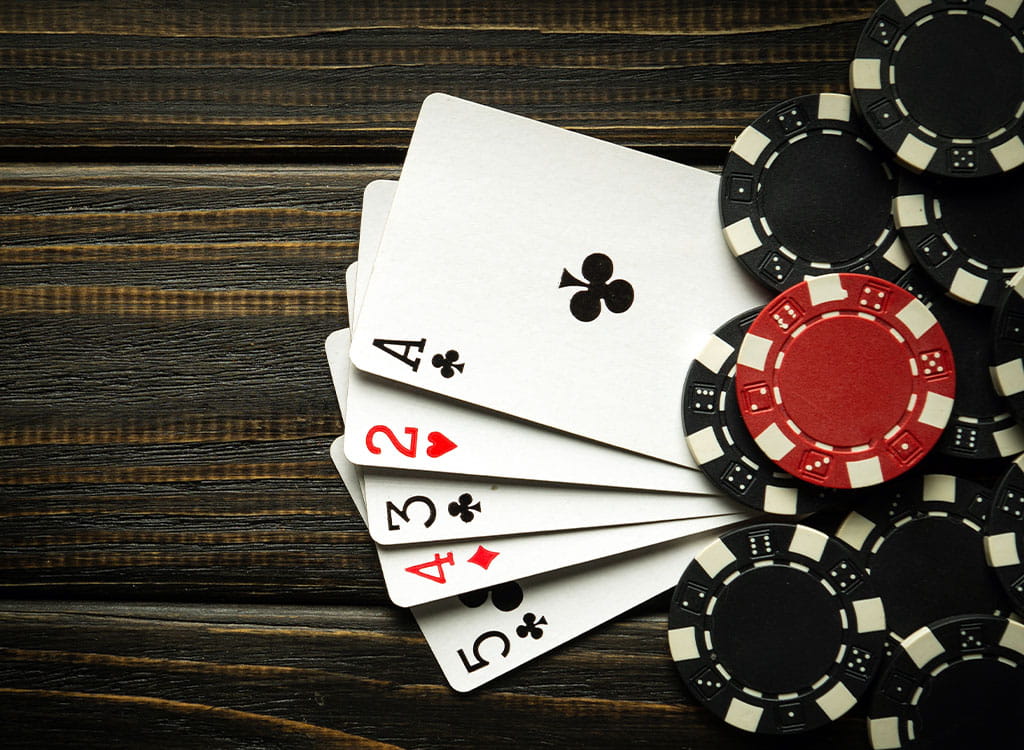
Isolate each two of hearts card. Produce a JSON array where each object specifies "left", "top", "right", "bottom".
[{"left": 326, "top": 93, "right": 770, "bottom": 691}]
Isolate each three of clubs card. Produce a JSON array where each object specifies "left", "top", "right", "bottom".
[{"left": 326, "top": 93, "right": 766, "bottom": 690}]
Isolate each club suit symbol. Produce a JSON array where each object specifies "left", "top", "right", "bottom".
[
  {"left": 559, "top": 253, "right": 634, "bottom": 322},
  {"left": 448, "top": 493, "right": 481, "bottom": 522},
  {"left": 516, "top": 612, "right": 548, "bottom": 639},
  {"left": 431, "top": 349, "right": 464, "bottom": 377}
]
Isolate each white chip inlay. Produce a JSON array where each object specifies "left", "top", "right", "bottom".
[
  {"left": 686, "top": 427, "right": 725, "bottom": 466},
  {"left": 724, "top": 217, "right": 763, "bottom": 257},
  {"left": 817, "top": 92, "right": 852, "bottom": 122},
  {"left": 696, "top": 334, "right": 735, "bottom": 374},
  {"left": 755, "top": 422, "right": 796, "bottom": 462},
  {"left": 732, "top": 125, "right": 772, "bottom": 167},
  {"left": 895, "top": 296, "right": 935, "bottom": 339},
  {"left": 737, "top": 333, "right": 773, "bottom": 372},
  {"left": 853, "top": 596, "right": 887, "bottom": 634},
  {"left": 847, "top": 456, "right": 884, "bottom": 488},
  {"left": 724, "top": 698, "right": 763, "bottom": 733},
  {"left": 992, "top": 135, "right": 1024, "bottom": 172},
  {"left": 763, "top": 485, "right": 798, "bottom": 515},
  {"left": 868, "top": 716, "right": 902, "bottom": 750},
  {"left": 789, "top": 525, "right": 828, "bottom": 562},
  {"left": 807, "top": 274, "right": 848, "bottom": 306},
  {"left": 985, "top": 532, "right": 1021, "bottom": 568},
  {"left": 894, "top": 194, "right": 928, "bottom": 229},
  {"left": 667, "top": 626, "right": 700, "bottom": 662},
  {"left": 817, "top": 682, "right": 857, "bottom": 721},
  {"left": 851, "top": 58, "right": 882, "bottom": 90},
  {"left": 697, "top": 537, "right": 737, "bottom": 578},
  {"left": 918, "top": 391, "right": 954, "bottom": 430},
  {"left": 903, "top": 626, "right": 944, "bottom": 669},
  {"left": 923, "top": 474, "right": 956, "bottom": 504},
  {"left": 950, "top": 267, "right": 988, "bottom": 305},
  {"left": 897, "top": 133, "right": 937, "bottom": 172},
  {"left": 992, "top": 360, "right": 1024, "bottom": 397},
  {"left": 836, "top": 511, "right": 874, "bottom": 550}
]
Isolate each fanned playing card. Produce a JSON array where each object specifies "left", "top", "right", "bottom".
[
  {"left": 331, "top": 327, "right": 744, "bottom": 546},
  {"left": 341, "top": 180, "right": 716, "bottom": 493},
  {"left": 333, "top": 436, "right": 748, "bottom": 607},
  {"left": 332, "top": 435, "right": 750, "bottom": 691},
  {"left": 350, "top": 94, "right": 768, "bottom": 465}
]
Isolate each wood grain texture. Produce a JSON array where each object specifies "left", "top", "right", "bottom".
[
  {"left": 0, "top": 600, "right": 870, "bottom": 749},
  {"left": 0, "top": 0, "right": 874, "bottom": 151},
  {"left": 0, "top": 163, "right": 391, "bottom": 601}
]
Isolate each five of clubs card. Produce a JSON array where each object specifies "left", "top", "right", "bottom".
[{"left": 327, "top": 93, "right": 767, "bottom": 691}]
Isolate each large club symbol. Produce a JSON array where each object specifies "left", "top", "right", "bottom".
[{"left": 559, "top": 253, "right": 635, "bottom": 322}]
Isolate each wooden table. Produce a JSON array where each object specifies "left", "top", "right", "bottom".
[{"left": 0, "top": 3, "right": 878, "bottom": 747}]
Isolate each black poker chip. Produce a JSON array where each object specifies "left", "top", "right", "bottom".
[
  {"left": 895, "top": 266, "right": 1024, "bottom": 460},
  {"left": 682, "top": 308, "right": 846, "bottom": 514},
  {"left": 719, "top": 93, "right": 909, "bottom": 292},
  {"left": 991, "top": 272, "right": 1024, "bottom": 425},
  {"left": 835, "top": 473, "right": 1011, "bottom": 657},
  {"left": 984, "top": 454, "right": 1024, "bottom": 615},
  {"left": 850, "top": 0, "right": 1024, "bottom": 179},
  {"left": 866, "top": 615, "right": 1024, "bottom": 748},
  {"left": 668, "top": 523, "right": 886, "bottom": 735},
  {"left": 895, "top": 171, "right": 1024, "bottom": 307}
]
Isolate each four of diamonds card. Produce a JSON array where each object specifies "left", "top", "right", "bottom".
[{"left": 327, "top": 93, "right": 769, "bottom": 691}]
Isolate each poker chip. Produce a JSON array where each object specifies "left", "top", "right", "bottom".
[
  {"left": 895, "top": 171, "right": 1024, "bottom": 306},
  {"left": 682, "top": 307, "right": 844, "bottom": 514},
  {"left": 668, "top": 523, "right": 886, "bottom": 735},
  {"left": 866, "top": 615, "right": 1024, "bottom": 749},
  {"left": 719, "top": 93, "right": 910, "bottom": 292},
  {"left": 835, "top": 473, "right": 1010, "bottom": 657},
  {"left": 847, "top": 0, "right": 1024, "bottom": 179},
  {"left": 984, "top": 454, "right": 1024, "bottom": 614},
  {"left": 735, "top": 273, "right": 956, "bottom": 489},
  {"left": 991, "top": 271, "right": 1024, "bottom": 424},
  {"left": 895, "top": 266, "right": 1024, "bottom": 460},
  {"left": 850, "top": 0, "right": 1024, "bottom": 179}
]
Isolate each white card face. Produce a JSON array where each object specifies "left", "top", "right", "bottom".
[
  {"left": 361, "top": 470, "right": 741, "bottom": 546},
  {"left": 338, "top": 180, "right": 717, "bottom": 494},
  {"left": 332, "top": 332, "right": 714, "bottom": 493},
  {"left": 330, "top": 435, "right": 747, "bottom": 692},
  {"left": 331, "top": 435, "right": 750, "bottom": 607},
  {"left": 350, "top": 94, "right": 768, "bottom": 465},
  {"left": 331, "top": 307, "right": 740, "bottom": 545},
  {"left": 332, "top": 434, "right": 750, "bottom": 691},
  {"left": 414, "top": 527, "right": 739, "bottom": 692}
]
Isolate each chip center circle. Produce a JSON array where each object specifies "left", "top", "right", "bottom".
[
  {"left": 760, "top": 133, "right": 893, "bottom": 266},
  {"left": 918, "top": 657, "right": 1024, "bottom": 745},
  {"left": 894, "top": 12, "right": 1023, "bottom": 139},
  {"left": 777, "top": 314, "right": 912, "bottom": 448},
  {"left": 870, "top": 517, "right": 1005, "bottom": 640},
  {"left": 711, "top": 565, "right": 841, "bottom": 694}
]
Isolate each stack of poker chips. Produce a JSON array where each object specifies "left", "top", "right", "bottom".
[{"left": 671, "top": 1, "right": 1024, "bottom": 746}]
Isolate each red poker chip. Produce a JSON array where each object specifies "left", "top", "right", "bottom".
[{"left": 734, "top": 273, "right": 955, "bottom": 489}]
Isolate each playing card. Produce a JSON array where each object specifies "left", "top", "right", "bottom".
[
  {"left": 332, "top": 320, "right": 741, "bottom": 545},
  {"left": 332, "top": 331, "right": 715, "bottom": 493},
  {"left": 350, "top": 94, "right": 768, "bottom": 465},
  {"left": 339, "top": 180, "right": 718, "bottom": 494},
  {"left": 414, "top": 527, "right": 747, "bottom": 692},
  {"left": 333, "top": 435, "right": 750, "bottom": 692},
  {"left": 331, "top": 436, "right": 751, "bottom": 607},
  {"left": 361, "top": 470, "right": 743, "bottom": 546}
]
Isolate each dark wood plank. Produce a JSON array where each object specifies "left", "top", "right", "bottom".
[
  {"left": 0, "top": 600, "right": 871, "bottom": 749},
  {"left": 0, "top": 0, "right": 875, "bottom": 151},
  {"left": 0, "top": 163, "right": 392, "bottom": 600}
]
